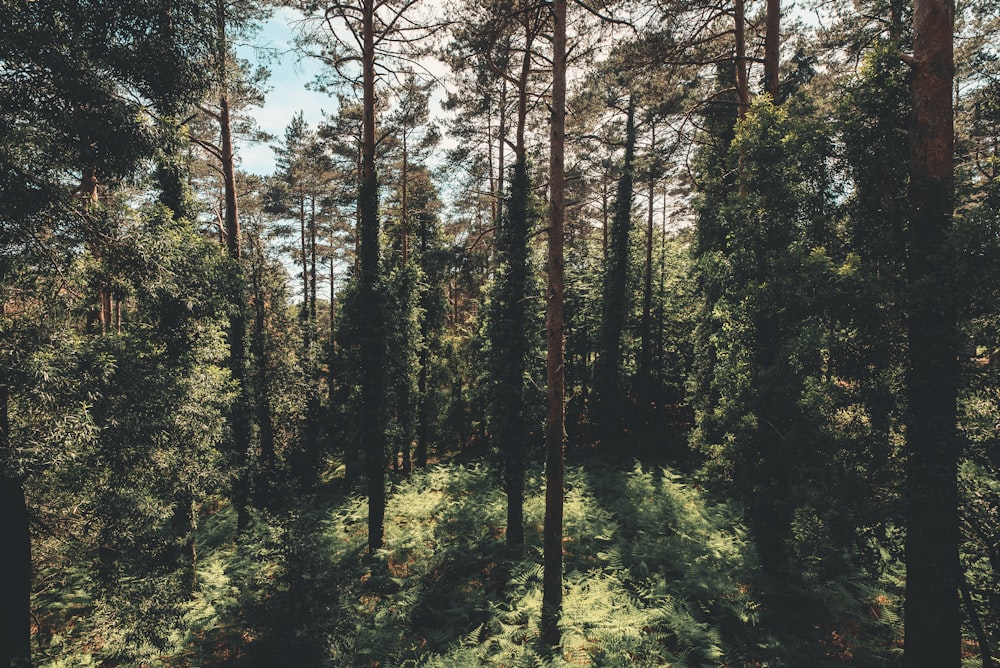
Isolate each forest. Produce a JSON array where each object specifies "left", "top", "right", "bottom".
[{"left": 1, "top": 0, "right": 998, "bottom": 665}]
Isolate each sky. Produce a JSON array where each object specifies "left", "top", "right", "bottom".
[{"left": 235, "top": 7, "right": 334, "bottom": 176}]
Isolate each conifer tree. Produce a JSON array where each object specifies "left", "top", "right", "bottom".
[
  {"left": 593, "top": 97, "right": 637, "bottom": 444},
  {"left": 543, "top": 0, "right": 567, "bottom": 645},
  {"left": 904, "top": 0, "right": 960, "bottom": 662}
]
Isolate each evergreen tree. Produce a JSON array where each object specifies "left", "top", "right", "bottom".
[
  {"left": 904, "top": 0, "right": 960, "bottom": 662},
  {"left": 593, "top": 97, "right": 637, "bottom": 445}
]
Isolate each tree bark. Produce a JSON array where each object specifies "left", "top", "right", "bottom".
[
  {"left": 361, "top": 0, "right": 386, "bottom": 553},
  {"left": 542, "top": 0, "right": 567, "bottom": 646},
  {"left": 904, "top": 0, "right": 959, "bottom": 665},
  {"left": 639, "top": 123, "right": 656, "bottom": 405},
  {"left": 959, "top": 576, "right": 994, "bottom": 668},
  {"left": 299, "top": 193, "right": 309, "bottom": 322},
  {"left": 764, "top": 0, "right": 780, "bottom": 100},
  {"left": 734, "top": 0, "right": 750, "bottom": 119},
  {"left": 0, "top": 379, "right": 32, "bottom": 668},
  {"left": 220, "top": 95, "right": 251, "bottom": 531},
  {"left": 216, "top": 0, "right": 251, "bottom": 531},
  {"left": 497, "top": 73, "right": 507, "bottom": 227},
  {"left": 310, "top": 197, "right": 318, "bottom": 324},
  {"left": 401, "top": 131, "right": 409, "bottom": 266}
]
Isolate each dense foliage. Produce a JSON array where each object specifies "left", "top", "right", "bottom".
[{"left": 3, "top": 0, "right": 998, "bottom": 664}]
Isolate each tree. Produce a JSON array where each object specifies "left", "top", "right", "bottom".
[
  {"left": 292, "top": 0, "right": 434, "bottom": 552},
  {"left": 543, "top": 0, "right": 567, "bottom": 646},
  {"left": 473, "top": 0, "right": 547, "bottom": 550},
  {"left": 265, "top": 113, "right": 337, "bottom": 486},
  {"left": 593, "top": 97, "right": 637, "bottom": 443},
  {"left": 188, "top": 0, "right": 271, "bottom": 531},
  {"left": 0, "top": 0, "right": 214, "bottom": 661},
  {"left": 904, "top": 0, "right": 960, "bottom": 663}
]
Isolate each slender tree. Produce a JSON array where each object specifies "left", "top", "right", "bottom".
[
  {"left": 764, "top": 0, "right": 780, "bottom": 99},
  {"left": 542, "top": 0, "right": 567, "bottom": 646},
  {"left": 0, "top": 371, "right": 30, "bottom": 668},
  {"left": 593, "top": 97, "right": 637, "bottom": 443}
]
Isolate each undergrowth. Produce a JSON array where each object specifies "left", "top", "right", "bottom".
[{"left": 33, "top": 461, "right": 902, "bottom": 666}]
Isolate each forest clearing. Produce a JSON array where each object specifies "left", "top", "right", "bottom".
[{"left": 2, "top": 0, "right": 998, "bottom": 665}]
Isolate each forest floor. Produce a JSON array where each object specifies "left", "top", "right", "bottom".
[{"left": 35, "top": 452, "right": 905, "bottom": 667}]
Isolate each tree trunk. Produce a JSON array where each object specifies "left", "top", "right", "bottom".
[
  {"left": 361, "top": 0, "right": 386, "bottom": 553},
  {"left": 416, "top": 344, "right": 429, "bottom": 469},
  {"left": 542, "top": 0, "right": 567, "bottom": 646},
  {"left": 959, "top": 576, "right": 994, "bottom": 668},
  {"left": 600, "top": 178, "right": 609, "bottom": 264},
  {"left": 220, "top": 88, "right": 252, "bottom": 532},
  {"left": 638, "top": 123, "right": 656, "bottom": 406},
  {"left": 497, "top": 13, "right": 536, "bottom": 552},
  {"left": 310, "top": 197, "right": 318, "bottom": 323},
  {"left": 300, "top": 194, "right": 309, "bottom": 322},
  {"left": 251, "top": 246, "right": 276, "bottom": 475},
  {"left": 904, "top": 0, "right": 959, "bottom": 665},
  {"left": 0, "top": 380, "right": 32, "bottom": 668},
  {"left": 764, "top": 0, "right": 780, "bottom": 100},
  {"left": 594, "top": 98, "right": 636, "bottom": 442},
  {"left": 734, "top": 0, "right": 750, "bottom": 119},
  {"left": 401, "top": 131, "right": 409, "bottom": 266},
  {"left": 497, "top": 72, "right": 507, "bottom": 227},
  {"left": 171, "top": 486, "right": 198, "bottom": 594}
]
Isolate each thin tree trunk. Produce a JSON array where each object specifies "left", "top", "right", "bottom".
[
  {"left": 400, "top": 131, "right": 412, "bottom": 477},
  {"left": 402, "top": 131, "right": 409, "bottom": 266},
  {"left": 416, "top": 348, "right": 429, "bottom": 469},
  {"left": 0, "top": 378, "right": 32, "bottom": 668},
  {"left": 601, "top": 179, "right": 609, "bottom": 265},
  {"left": 310, "top": 197, "right": 318, "bottom": 323},
  {"left": 639, "top": 123, "right": 656, "bottom": 406},
  {"left": 959, "top": 576, "right": 994, "bottom": 668},
  {"left": 542, "top": 0, "right": 567, "bottom": 646},
  {"left": 251, "top": 247, "right": 276, "bottom": 474},
  {"left": 361, "top": 0, "right": 386, "bottom": 553},
  {"left": 300, "top": 194, "right": 309, "bottom": 320},
  {"left": 216, "top": 0, "right": 251, "bottom": 531},
  {"left": 904, "top": 0, "right": 959, "bottom": 665},
  {"left": 171, "top": 486, "right": 197, "bottom": 594},
  {"left": 220, "top": 89, "right": 251, "bottom": 532},
  {"left": 328, "top": 256, "right": 337, "bottom": 408},
  {"left": 764, "top": 0, "right": 780, "bottom": 100},
  {"left": 498, "top": 10, "right": 536, "bottom": 552},
  {"left": 488, "top": 101, "right": 497, "bottom": 227},
  {"left": 594, "top": 98, "right": 636, "bottom": 441},
  {"left": 498, "top": 73, "right": 507, "bottom": 227},
  {"left": 734, "top": 0, "right": 750, "bottom": 119}
]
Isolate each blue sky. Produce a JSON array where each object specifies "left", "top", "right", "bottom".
[{"left": 236, "top": 7, "right": 335, "bottom": 175}]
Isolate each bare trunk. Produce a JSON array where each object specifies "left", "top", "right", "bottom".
[
  {"left": 488, "top": 103, "right": 497, "bottom": 226},
  {"left": 498, "top": 73, "right": 507, "bottom": 226},
  {"left": 300, "top": 194, "right": 309, "bottom": 319},
  {"left": 734, "top": 0, "right": 750, "bottom": 119},
  {"left": 251, "top": 249, "right": 276, "bottom": 474},
  {"left": 402, "top": 133, "right": 409, "bottom": 266},
  {"left": 0, "top": 379, "right": 32, "bottom": 668},
  {"left": 217, "top": 0, "right": 251, "bottom": 529},
  {"left": 639, "top": 124, "right": 656, "bottom": 405},
  {"left": 601, "top": 179, "right": 609, "bottom": 264},
  {"left": 542, "top": 0, "right": 567, "bottom": 646},
  {"left": 904, "top": 0, "right": 959, "bottom": 665},
  {"left": 310, "top": 197, "right": 318, "bottom": 323},
  {"left": 361, "top": 0, "right": 386, "bottom": 553},
  {"left": 959, "top": 576, "right": 994, "bottom": 668},
  {"left": 764, "top": 0, "right": 780, "bottom": 100}
]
